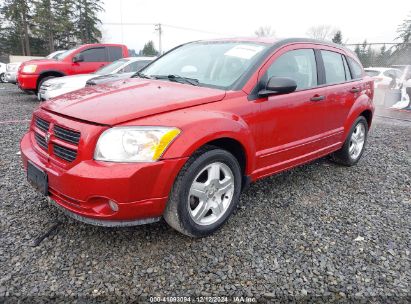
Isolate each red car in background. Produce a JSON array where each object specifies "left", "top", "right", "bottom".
[
  {"left": 17, "top": 43, "right": 129, "bottom": 94},
  {"left": 20, "top": 38, "right": 374, "bottom": 237}
]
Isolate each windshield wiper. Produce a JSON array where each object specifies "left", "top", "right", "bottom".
[
  {"left": 152, "top": 74, "right": 200, "bottom": 86},
  {"left": 132, "top": 72, "right": 152, "bottom": 79}
]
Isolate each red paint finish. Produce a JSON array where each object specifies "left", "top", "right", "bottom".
[
  {"left": 20, "top": 39, "right": 374, "bottom": 224},
  {"left": 17, "top": 44, "right": 129, "bottom": 91}
]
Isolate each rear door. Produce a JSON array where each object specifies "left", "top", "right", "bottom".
[
  {"left": 321, "top": 50, "right": 363, "bottom": 142},
  {"left": 72, "top": 47, "right": 108, "bottom": 74}
]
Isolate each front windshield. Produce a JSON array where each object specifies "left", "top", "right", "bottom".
[
  {"left": 141, "top": 41, "right": 269, "bottom": 89},
  {"left": 94, "top": 59, "right": 129, "bottom": 75}
]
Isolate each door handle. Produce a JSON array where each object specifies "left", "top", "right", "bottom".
[
  {"left": 349, "top": 87, "right": 360, "bottom": 93},
  {"left": 310, "top": 95, "right": 325, "bottom": 101}
]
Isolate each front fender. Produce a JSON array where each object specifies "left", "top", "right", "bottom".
[{"left": 153, "top": 110, "right": 255, "bottom": 175}]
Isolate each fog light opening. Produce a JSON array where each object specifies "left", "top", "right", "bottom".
[{"left": 108, "top": 200, "right": 119, "bottom": 212}]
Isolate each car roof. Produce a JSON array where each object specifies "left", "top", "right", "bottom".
[{"left": 193, "top": 37, "right": 357, "bottom": 58}]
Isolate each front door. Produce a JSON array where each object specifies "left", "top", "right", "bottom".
[
  {"left": 253, "top": 47, "right": 330, "bottom": 177},
  {"left": 71, "top": 47, "right": 108, "bottom": 74}
]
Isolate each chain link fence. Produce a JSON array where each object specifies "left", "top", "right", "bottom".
[{"left": 344, "top": 42, "right": 411, "bottom": 110}]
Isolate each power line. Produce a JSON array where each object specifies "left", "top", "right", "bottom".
[{"left": 102, "top": 22, "right": 234, "bottom": 36}]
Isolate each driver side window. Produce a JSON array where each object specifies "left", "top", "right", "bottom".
[{"left": 266, "top": 49, "right": 317, "bottom": 91}]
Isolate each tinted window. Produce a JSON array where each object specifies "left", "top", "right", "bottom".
[
  {"left": 348, "top": 57, "right": 363, "bottom": 79},
  {"left": 108, "top": 47, "right": 123, "bottom": 61},
  {"left": 342, "top": 56, "right": 352, "bottom": 80},
  {"left": 121, "top": 60, "right": 151, "bottom": 73},
  {"left": 266, "top": 49, "right": 317, "bottom": 90},
  {"left": 80, "top": 47, "right": 107, "bottom": 62},
  {"left": 321, "top": 50, "right": 346, "bottom": 84}
]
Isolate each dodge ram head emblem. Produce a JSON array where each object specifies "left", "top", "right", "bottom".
[{"left": 45, "top": 132, "right": 51, "bottom": 144}]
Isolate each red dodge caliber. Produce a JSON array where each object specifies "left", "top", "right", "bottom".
[{"left": 21, "top": 38, "right": 374, "bottom": 237}]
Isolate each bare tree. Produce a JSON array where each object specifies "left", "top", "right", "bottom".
[
  {"left": 306, "top": 25, "right": 338, "bottom": 41},
  {"left": 254, "top": 25, "right": 275, "bottom": 38}
]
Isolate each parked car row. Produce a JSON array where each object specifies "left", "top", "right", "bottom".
[
  {"left": 19, "top": 37, "right": 376, "bottom": 237},
  {"left": 3, "top": 43, "right": 155, "bottom": 101},
  {"left": 38, "top": 56, "right": 155, "bottom": 100}
]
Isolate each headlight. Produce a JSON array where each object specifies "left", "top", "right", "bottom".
[
  {"left": 94, "top": 126, "right": 181, "bottom": 162},
  {"left": 22, "top": 64, "right": 37, "bottom": 73}
]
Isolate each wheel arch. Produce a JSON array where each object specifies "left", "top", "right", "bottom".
[{"left": 36, "top": 70, "right": 66, "bottom": 89}]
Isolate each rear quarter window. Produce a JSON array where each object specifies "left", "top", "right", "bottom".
[{"left": 347, "top": 57, "right": 364, "bottom": 79}]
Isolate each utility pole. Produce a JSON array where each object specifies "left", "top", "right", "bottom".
[{"left": 155, "top": 23, "right": 162, "bottom": 55}]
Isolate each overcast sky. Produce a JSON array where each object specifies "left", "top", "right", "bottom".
[{"left": 100, "top": 0, "right": 410, "bottom": 52}]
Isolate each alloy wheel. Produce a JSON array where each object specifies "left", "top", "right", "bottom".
[
  {"left": 187, "top": 162, "right": 235, "bottom": 226},
  {"left": 349, "top": 122, "right": 366, "bottom": 160}
]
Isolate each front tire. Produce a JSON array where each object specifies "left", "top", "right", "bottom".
[
  {"left": 332, "top": 116, "right": 368, "bottom": 166},
  {"left": 164, "top": 146, "right": 242, "bottom": 237},
  {"left": 0, "top": 73, "right": 5, "bottom": 83}
]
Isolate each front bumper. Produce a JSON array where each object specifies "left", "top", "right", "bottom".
[
  {"left": 20, "top": 132, "right": 188, "bottom": 225},
  {"left": 18, "top": 73, "right": 38, "bottom": 90},
  {"left": 38, "top": 86, "right": 77, "bottom": 101}
]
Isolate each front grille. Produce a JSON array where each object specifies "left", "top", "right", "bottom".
[
  {"left": 35, "top": 116, "right": 50, "bottom": 133},
  {"left": 53, "top": 144, "right": 77, "bottom": 162},
  {"left": 54, "top": 125, "right": 80, "bottom": 145},
  {"left": 34, "top": 133, "right": 48, "bottom": 150}
]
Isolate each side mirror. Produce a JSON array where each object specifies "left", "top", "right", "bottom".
[
  {"left": 72, "top": 54, "right": 84, "bottom": 63},
  {"left": 258, "top": 77, "right": 297, "bottom": 97}
]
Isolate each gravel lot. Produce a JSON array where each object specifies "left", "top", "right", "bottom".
[{"left": 0, "top": 83, "right": 410, "bottom": 303}]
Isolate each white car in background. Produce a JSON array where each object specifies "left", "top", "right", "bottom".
[
  {"left": 0, "top": 62, "right": 7, "bottom": 82},
  {"left": 4, "top": 62, "right": 22, "bottom": 84},
  {"left": 3, "top": 50, "right": 66, "bottom": 84},
  {"left": 38, "top": 56, "right": 155, "bottom": 100},
  {"left": 364, "top": 67, "right": 402, "bottom": 89}
]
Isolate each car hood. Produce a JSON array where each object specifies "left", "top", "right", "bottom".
[
  {"left": 46, "top": 74, "right": 95, "bottom": 85},
  {"left": 41, "top": 78, "right": 226, "bottom": 125}
]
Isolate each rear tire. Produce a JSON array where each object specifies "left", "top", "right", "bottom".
[
  {"left": 332, "top": 116, "right": 368, "bottom": 166},
  {"left": 0, "top": 73, "right": 5, "bottom": 83},
  {"left": 164, "top": 146, "right": 242, "bottom": 237}
]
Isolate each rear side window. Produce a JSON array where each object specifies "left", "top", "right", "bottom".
[
  {"left": 80, "top": 47, "right": 107, "bottom": 62},
  {"left": 347, "top": 57, "right": 363, "bottom": 79},
  {"left": 108, "top": 47, "right": 123, "bottom": 61},
  {"left": 321, "top": 50, "right": 346, "bottom": 84},
  {"left": 266, "top": 49, "right": 317, "bottom": 90}
]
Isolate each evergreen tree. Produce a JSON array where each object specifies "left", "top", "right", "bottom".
[
  {"left": 53, "top": 0, "right": 77, "bottom": 50},
  {"left": 140, "top": 41, "right": 158, "bottom": 56},
  {"left": 331, "top": 31, "right": 342, "bottom": 44},
  {"left": 74, "top": 0, "right": 103, "bottom": 44},
  {"left": 33, "top": 0, "right": 56, "bottom": 53},
  {"left": 0, "top": 0, "right": 32, "bottom": 55}
]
